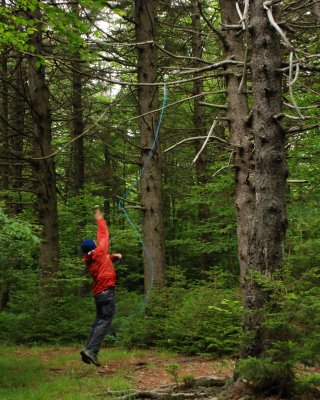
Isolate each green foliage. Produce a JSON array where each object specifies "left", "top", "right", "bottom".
[
  {"left": 0, "top": 209, "right": 40, "bottom": 319},
  {"left": 295, "top": 374, "right": 320, "bottom": 397},
  {"left": 0, "top": 256, "right": 93, "bottom": 344},
  {"left": 236, "top": 356, "right": 294, "bottom": 395},
  {"left": 182, "top": 374, "right": 196, "bottom": 388},
  {"left": 0, "top": 208, "right": 40, "bottom": 265},
  {"left": 236, "top": 266, "right": 320, "bottom": 394},
  {"left": 162, "top": 285, "right": 242, "bottom": 355},
  {"left": 270, "top": 266, "right": 320, "bottom": 367},
  {"left": 117, "top": 269, "right": 242, "bottom": 356},
  {"left": 165, "top": 362, "right": 180, "bottom": 384}
]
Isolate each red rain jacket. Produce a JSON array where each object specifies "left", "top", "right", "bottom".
[{"left": 83, "top": 218, "right": 117, "bottom": 295}]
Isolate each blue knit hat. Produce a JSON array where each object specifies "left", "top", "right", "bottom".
[{"left": 80, "top": 239, "right": 96, "bottom": 254}]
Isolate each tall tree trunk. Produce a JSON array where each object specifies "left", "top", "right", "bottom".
[
  {"left": 0, "top": 48, "right": 9, "bottom": 309},
  {"left": 9, "top": 59, "right": 25, "bottom": 215},
  {"left": 191, "top": 0, "right": 213, "bottom": 270},
  {"left": 135, "top": 0, "right": 166, "bottom": 292},
  {"left": 104, "top": 141, "right": 112, "bottom": 218},
  {"left": 244, "top": 0, "right": 288, "bottom": 359},
  {"left": 27, "top": 7, "right": 60, "bottom": 291},
  {"left": 219, "top": 0, "right": 255, "bottom": 279},
  {"left": 70, "top": 0, "right": 84, "bottom": 195},
  {"left": 0, "top": 46, "right": 9, "bottom": 196}
]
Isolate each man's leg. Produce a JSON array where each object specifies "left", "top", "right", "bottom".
[
  {"left": 81, "top": 301, "right": 100, "bottom": 364},
  {"left": 84, "top": 288, "right": 115, "bottom": 365}
]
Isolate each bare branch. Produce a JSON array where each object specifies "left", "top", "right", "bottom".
[
  {"left": 211, "top": 151, "right": 234, "bottom": 177},
  {"left": 284, "top": 102, "right": 319, "bottom": 110},
  {"left": 114, "top": 91, "right": 226, "bottom": 126},
  {"left": 191, "top": 119, "right": 219, "bottom": 165},
  {"left": 288, "top": 52, "right": 305, "bottom": 119},
  {"left": 236, "top": 2, "right": 245, "bottom": 29},
  {"left": 198, "top": 102, "right": 228, "bottom": 109},
  {"left": 154, "top": 42, "right": 212, "bottom": 65},
  {"left": 238, "top": 44, "right": 249, "bottom": 93},
  {"left": 175, "top": 57, "right": 243, "bottom": 76},
  {"left": 263, "top": 0, "right": 294, "bottom": 50},
  {"left": 287, "top": 123, "right": 319, "bottom": 134},
  {"left": 197, "top": 1, "right": 229, "bottom": 49},
  {"left": 164, "top": 135, "right": 229, "bottom": 154}
]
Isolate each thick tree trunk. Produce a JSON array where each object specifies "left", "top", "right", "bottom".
[
  {"left": 219, "top": 0, "right": 255, "bottom": 279},
  {"left": 243, "top": 0, "right": 288, "bottom": 357},
  {"left": 191, "top": 0, "right": 213, "bottom": 270},
  {"left": 135, "top": 0, "right": 166, "bottom": 292},
  {"left": 27, "top": 7, "right": 60, "bottom": 291}
]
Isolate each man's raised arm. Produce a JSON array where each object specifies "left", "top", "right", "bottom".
[{"left": 95, "top": 209, "right": 110, "bottom": 252}]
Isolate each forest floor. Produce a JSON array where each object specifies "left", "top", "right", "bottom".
[{"left": 0, "top": 345, "right": 319, "bottom": 400}]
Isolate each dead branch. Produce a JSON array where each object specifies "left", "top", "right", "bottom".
[
  {"left": 288, "top": 52, "right": 305, "bottom": 119},
  {"left": 197, "top": 0, "right": 229, "bottom": 49},
  {"left": 176, "top": 57, "right": 243, "bottom": 76},
  {"left": 164, "top": 135, "right": 229, "bottom": 154},
  {"left": 212, "top": 151, "right": 234, "bottom": 178},
  {"left": 192, "top": 119, "right": 219, "bottom": 165},
  {"left": 198, "top": 102, "right": 228, "bottom": 109},
  {"left": 287, "top": 123, "right": 319, "bottom": 134},
  {"left": 263, "top": 0, "right": 294, "bottom": 50}
]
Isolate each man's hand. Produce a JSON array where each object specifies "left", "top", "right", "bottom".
[
  {"left": 112, "top": 253, "right": 122, "bottom": 260},
  {"left": 95, "top": 208, "right": 104, "bottom": 220}
]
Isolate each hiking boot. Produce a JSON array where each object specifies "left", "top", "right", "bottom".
[
  {"left": 80, "top": 350, "right": 91, "bottom": 365},
  {"left": 81, "top": 350, "right": 101, "bottom": 367}
]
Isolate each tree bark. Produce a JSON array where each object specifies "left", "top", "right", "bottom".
[
  {"left": 27, "top": 7, "right": 60, "bottom": 291},
  {"left": 70, "top": 0, "right": 84, "bottom": 195},
  {"left": 191, "top": 0, "right": 213, "bottom": 270},
  {"left": 135, "top": 0, "right": 166, "bottom": 292},
  {"left": 0, "top": 45, "right": 9, "bottom": 195},
  {"left": 219, "top": 0, "right": 255, "bottom": 280},
  {"left": 9, "top": 59, "right": 25, "bottom": 215},
  {"left": 243, "top": 0, "right": 288, "bottom": 357}
]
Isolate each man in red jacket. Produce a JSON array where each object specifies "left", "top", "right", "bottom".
[{"left": 80, "top": 209, "right": 121, "bottom": 367}]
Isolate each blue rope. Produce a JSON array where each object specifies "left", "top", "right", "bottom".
[{"left": 118, "top": 84, "right": 167, "bottom": 296}]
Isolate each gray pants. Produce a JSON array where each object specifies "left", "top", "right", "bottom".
[{"left": 85, "top": 287, "right": 115, "bottom": 355}]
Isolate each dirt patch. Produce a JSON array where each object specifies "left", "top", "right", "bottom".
[{"left": 97, "top": 355, "right": 234, "bottom": 390}]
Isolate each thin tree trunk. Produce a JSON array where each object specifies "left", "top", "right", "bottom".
[
  {"left": 104, "top": 142, "right": 112, "bottom": 218},
  {"left": 191, "top": 0, "right": 213, "bottom": 270},
  {"left": 243, "top": 0, "right": 288, "bottom": 358},
  {"left": 0, "top": 45, "right": 9, "bottom": 195},
  {"left": 9, "top": 59, "right": 25, "bottom": 215},
  {"left": 27, "top": 7, "right": 60, "bottom": 291},
  {"left": 70, "top": 0, "right": 84, "bottom": 195},
  {"left": 135, "top": 0, "right": 166, "bottom": 292}
]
